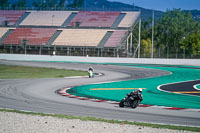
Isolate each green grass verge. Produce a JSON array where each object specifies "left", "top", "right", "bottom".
[
  {"left": 0, "top": 64, "right": 87, "bottom": 79},
  {"left": 0, "top": 108, "right": 199, "bottom": 132}
]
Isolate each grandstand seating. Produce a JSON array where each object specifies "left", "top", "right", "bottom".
[
  {"left": 104, "top": 30, "right": 127, "bottom": 47},
  {"left": 0, "top": 10, "right": 140, "bottom": 54},
  {"left": 53, "top": 29, "right": 108, "bottom": 47},
  {"left": 0, "top": 28, "right": 12, "bottom": 38},
  {"left": 0, "top": 10, "right": 25, "bottom": 26},
  {"left": 3, "top": 28, "right": 57, "bottom": 45},
  {"left": 20, "top": 11, "right": 75, "bottom": 26},
  {"left": 68, "top": 11, "right": 120, "bottom": 27},
  {"left": 118, "top": 12, "right": 140, "bottom": 28}
]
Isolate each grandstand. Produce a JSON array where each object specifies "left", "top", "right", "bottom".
[
  {"left": 0, "top": 28, "right": 13, "bottom": 38},
  {"left": 3, "top": 28, "right": 57, "bottom": 45},
  {"left": 104, "top": 30, "right": 127, "bottom": 47},
  {"left": 118, "top": 12, "right": 140, "bottom": 28},
  {"left": 67, "top": 11, "right": 120, "bottom": 28},
  {"left": 0, "top": 10, "right": 25, "bottom": 26},
  {"left": 0, "top": 10, "right": 140, "bottom": 57},
  {"left": 53, "top": 29, "right": 108, "bottom": 47},
  {"left": 20, "top": 11, "right": 76, "bottom": 27}
]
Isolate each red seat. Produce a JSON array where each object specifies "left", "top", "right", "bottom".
[
  {"left": 104, "top": 30, "right": 127, "bottom": 48},
  {"left": 0, "top": 10, "right": 25, "bottom": 26},
  {"left": 68, "top": 11, "right": 120, "bottom": 27},
  {"left": 3, "top": 28, "right": 57, "bottom": 45}
]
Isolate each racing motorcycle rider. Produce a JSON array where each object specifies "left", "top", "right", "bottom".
[
  {"left": 127, "top": 88, "right": 143, "bottom": 102},
  {"left": 88, "top": 66, "right": 94, "bottom": 78},
  {"left": 119, "top": 88, "right": 143, "bottom": 108},
  {"left": 88, "top": 66, "right": 94, "bottom": 72}
]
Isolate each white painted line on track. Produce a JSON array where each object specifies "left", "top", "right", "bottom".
[
  {"left": 194, "top": 84, "right": 200, "bottom": 91},
  {"left": 157, "top": 79, "right": 200, "bottom": 97}
]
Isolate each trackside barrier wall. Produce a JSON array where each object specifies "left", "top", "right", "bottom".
[{"left": 0, "top": 54, "right": 200, "bottom": 66}]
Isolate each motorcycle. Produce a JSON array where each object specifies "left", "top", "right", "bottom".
[
  {"left": 119, "top": 92, "right": 143, "bottom": 109},
  {"left": 88, "top": 70, "right": 94, "bottom": 78}
]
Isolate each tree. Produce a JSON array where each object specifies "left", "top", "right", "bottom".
[
  {"left": 58, "top": 0, "right": 67, "bottom": 8},
  {"left": 45, "top": 0, "right": 57, "bottom": 8},
  {"left": 33, "top": 0, "right": 45, "bottom": 9},
  {"left": 68, "top": 0, "right": 84, "bottom": 8},
  {"left": 141, "top": 38, "right": 152, "bottom": 57},
  {"left": 33, "top": 0, "right": 57, "bottom": 9},
  {"left": 132, "top": 19, "right": 152, "bottom": 57},
  {"left": 0, "top": 0, "right": 10, "bottom": 8},
  {"left": 155, "top": 9, "right": 200, "bottom": 57},
  {"left": 180, "top": 33, "right": 200, "bottom": 56},
  {"left": 12, "top": 0, "right": 26, "bottom": 8}
]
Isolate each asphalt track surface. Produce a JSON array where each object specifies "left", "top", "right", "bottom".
[
  {"left": 160, "top": 80, "right": 200, "bottom": 96},
  {"left": 0, "top": 60, "right": 200, "bottom": 127}
]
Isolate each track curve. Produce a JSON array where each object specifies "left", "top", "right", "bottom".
[
  {"left": 0, "top": 60, "right": 200, "bottom": 127},
  {"left": 159, "top": 80, "right": 200, "bottom": 96}
]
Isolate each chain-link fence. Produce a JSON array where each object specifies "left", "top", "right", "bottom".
[{"left": 1, "top": 44, "right": 199, "bottom": 58}]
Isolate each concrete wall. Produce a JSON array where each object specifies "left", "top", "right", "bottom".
[{"left": 0, "top": 54, "right": 200, "bottom": 66}]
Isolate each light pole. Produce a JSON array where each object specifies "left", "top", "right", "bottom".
[
  {"left": 183, "top": 37, "right": 186, "bottom": 59},
  {"left": 22, "top": 39, "right": 28, "bottom": 55},
  {"left": 138, "top": 18, "right": 141, "bottom": 58},
  {"left": 52, "top": 14, "right": 54, "bottom": 26},
  {"left": 151, "top": 10, "right": 154, "bottom": 58},
  {"left": 133, "top": 3, "right": 135, "bottom": 10}
]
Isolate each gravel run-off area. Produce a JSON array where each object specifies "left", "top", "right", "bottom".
[{"left": 0, "top": 111, "right": 197, "bottom": 133}]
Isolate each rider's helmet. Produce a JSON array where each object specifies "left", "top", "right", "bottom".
[
  {"left": 89, "top": 66, "right": 93, "bottom": 71},
  {"left": 138, "top": 88, "right": 142, "bottom": 92}
]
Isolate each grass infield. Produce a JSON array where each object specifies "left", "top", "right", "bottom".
[{"left": 0, "top": 64, "right": 87, "bottom": 79}]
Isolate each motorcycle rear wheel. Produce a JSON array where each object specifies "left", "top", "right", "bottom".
[{"left": 119, "top": 99, "right": 125, "bottom": 107}]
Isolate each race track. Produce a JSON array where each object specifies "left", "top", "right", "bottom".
[{"left": 0, "top": 60, "right": 200, "bottom": 127}]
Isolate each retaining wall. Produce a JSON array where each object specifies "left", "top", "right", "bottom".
[{"left": 0, "top": 54, "right": 199, "bottom": 66}]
